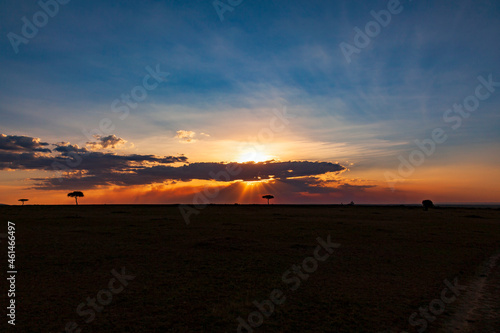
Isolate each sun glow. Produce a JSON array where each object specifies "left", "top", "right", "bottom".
[
  {"left": 236, "top": 148, "right": 274, "bottom": 163},
  {"left": 243, "top": 179, "right": 273, "bottom": 186}
]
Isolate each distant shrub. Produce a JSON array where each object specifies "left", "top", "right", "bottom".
[{"left": 422, "top": 200, "right": 434, "bottom": 211}]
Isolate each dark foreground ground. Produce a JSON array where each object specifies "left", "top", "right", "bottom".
[{"left": 0, "top": 205, "right": 499, "bottom": 332}]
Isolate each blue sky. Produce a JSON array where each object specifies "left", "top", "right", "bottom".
[{"left": 1, "top": 0, "right": 499, "bottom": 204}]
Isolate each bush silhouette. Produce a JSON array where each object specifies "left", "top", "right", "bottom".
[{"left": 422, "top": 200, "right": 434, "bottom": 211}]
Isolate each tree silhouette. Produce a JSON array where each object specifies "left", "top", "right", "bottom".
[
  {"left": 18, "top": 199, "right": 28, "bottom": 206},
  {"left": 68, "top": 191, "right": 84, "bottom": 205},
  {"left": 262, "top": 195, "right": 274, "bottom": 205},
  {"left": 422, "top": 199, "right": 434, "bottom": 211}
]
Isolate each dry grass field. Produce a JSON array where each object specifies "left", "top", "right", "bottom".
[{"left": 0, "top": 205, "right": 499, "bottom": 332}]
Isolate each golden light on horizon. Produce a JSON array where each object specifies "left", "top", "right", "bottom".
[
  {"left": 232, "top": 178, "right": 276, "bottom": 203},
  {"left": 243, "top": 178, "right": 273, "bottom": 186},
  {"left": 244, "top": 180, "right": 262, "bottom": 186}
]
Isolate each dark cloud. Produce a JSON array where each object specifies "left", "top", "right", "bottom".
[
  {"left": 31, "top": 161, "right": 346, "bottom": 190},
  {"left": 133, "top": 161, "right": 345, "bottom": 183},
  {"left": 235, "top": 161, "right": 344, "bottom": 180},
  {"left": 0, "top": 150, "right": 187, "bottom": 172},
  {"left": 0, "top": 134, "right": 187, "bottom": 174},
  {"left": 54, "top": 143, "right": 89, "bottom": 154},
  {"left": 0, "top": 134, "right": 51, "bottom": 152},
  {"left": 86, "top": 135, "right": 126, "bottom": 149},
  {"left": 72, "top": 152, "right": 188, "bottom": 173},
  {"left": 275, "top": 177, "right": 375, "bottom": 194},
  {"left": 0, "top": 152, "right": 62, "bottom": 170},
  {"left": 336, "top": 183, "right": 375, "bottom": 191},
  {"left": 276, "top": 177, "right": 340, "bottom": 193}
]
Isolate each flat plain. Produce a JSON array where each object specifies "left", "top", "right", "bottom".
[{"left": 0, "top": 205, "right": 499, "bottom": 332}]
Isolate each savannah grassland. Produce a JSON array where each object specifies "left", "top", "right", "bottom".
[{"left": 1, "top": 205, "right": 499, "bottom": 332}]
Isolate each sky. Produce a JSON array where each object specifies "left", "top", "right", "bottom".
[{"left": 0, "top": 0, "right": 499, "bottom": 205}]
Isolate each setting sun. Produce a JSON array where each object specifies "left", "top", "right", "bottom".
[{"left": 236, "top": 147, "right": 274, "bottom": 163}]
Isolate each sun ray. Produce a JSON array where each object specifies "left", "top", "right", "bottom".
[{"left": 234, "top": 179, "right": 277, "bottom": 203}]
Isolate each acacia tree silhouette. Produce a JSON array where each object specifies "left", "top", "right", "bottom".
[
  {"left": 262, "top": 195, "right": 274, "bottom": 205},
  {"left": 68, "top": 191, "right": 84, "bottom": 205},
  {"left": 18, "top": 199, "right": 28, "bottom": 206}
]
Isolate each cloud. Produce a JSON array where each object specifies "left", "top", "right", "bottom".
[
  {"left": 0, "top": 134, "right": 350, "bottom": 197},
  {"left": 130, "top": 161, "right": 345, "bottom": 184},
  {"left": 0, "top": 150, "right": 187, "bottom": 172},
  {"left": 54, "top": 143, "right": 89, "bottom": 154},
  {"left": 275, "top": 176, "right": 375, "bottom": 194},
  {"left": 69, "top": 152, "right": 188, "bottom": 174},
  {"left": 0, "top": 134, "right": 187, "bottom": 174},
  {"left": 86, "top": 135, "right": 126, "bottom": 149},
  {"left": 276, "top": 176, "right": 338, "bottom": 193},
  {"left": 0, "top": 152, "right": 57, "bottom": 170},
  {"left": 0, "top": 134, "right": 51, "bottom": 153},
  {"left": 31, "top": 160, "right": 346, "bottom": 190},
  {"left": 175, "top": 130, "right": 197, "bottom": 143}
]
